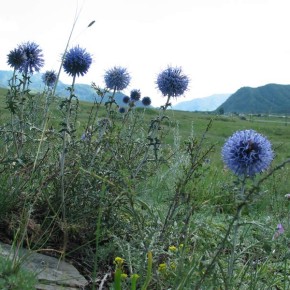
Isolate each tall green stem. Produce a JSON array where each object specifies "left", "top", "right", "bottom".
[
  {"left": 18, "top": 72, "right": 29, "bottom": 157},
  {"left": 228, "top": 176, "right": 246, "bottom": 284},
  {"left": 60, "top": 75, "right": 76, "bottom": 257}
]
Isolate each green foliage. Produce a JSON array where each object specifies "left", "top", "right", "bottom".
[
  {"left": 0, "top": 256, "right": 36, "bottom": 290},
  {"left": 1, "top": 70, "right": 290, "bottom": 290}
]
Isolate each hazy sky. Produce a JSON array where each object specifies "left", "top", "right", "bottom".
[{"left": 1, "top": 0, "right": 290, "bottom": 106}]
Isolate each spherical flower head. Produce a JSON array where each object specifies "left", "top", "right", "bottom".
[
  {"left": 42, "top": 70, "right": 57, "bottom": 87},
  {"left": 7, "top": 47, "right": 26, "bottom": 70},
  {"left": 156, "top": 66, "right": 189, "bottom": 98},
  {"left": 123, "top": 95, "right": 130, "bottom": 104},
  {"left": 19, "top": 41, "right": 44, "bottom": 74},
  {"left": 119, "top": 107, "right": 126, "bottom": 114},
  {"left": 63, "top": 45, "right": 92, "bottom": 77},
  {"left": 130, "top": 89, "right": 141, "bottom": 101},
  {"left": 142, "top": 96, "right": 151, "bottom": 106},
  {"left": 104, "top": 66, "right": 131, "bottom": 91},
  {"left": 221, "top": 129, "right": 274, "bottom": 176}
]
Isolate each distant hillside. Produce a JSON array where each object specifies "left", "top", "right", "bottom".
[
  {"left": 0, "top": 70, "right": 148, "bottom": 107},
  {"left": 217, "top": 84, "right": 290, "bottom": 114},
  {"left": 172, "top": 94, "right": 230, "bottom": 112}
]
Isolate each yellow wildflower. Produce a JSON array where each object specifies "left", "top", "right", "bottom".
[
  {"left": 121, "top": 273, "right": 128, "bottom": 279},
  {"left": 169, "top": 245, "right": 177, "bottom": 252},
  {"left": 170, "top": 262, "right": 176, "bottom": 270},
  {"left": 158, "top": 263, "right": 167, "bottom": 273},
  {"left": 131, "top": 274, "right": 140, "bottom": 280},
  {"left": 114, "top": 257, "right": 124, "bottom": 266}
]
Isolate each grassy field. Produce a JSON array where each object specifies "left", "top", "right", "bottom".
[
  {"left": 1, "top": 85, "right": 290, "bottom": 289},
  {"left": 2, "top": 86, "right": 289, "bottom": 160}
]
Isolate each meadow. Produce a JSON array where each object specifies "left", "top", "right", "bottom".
[
  {"left": 0, "top": 76, "right": 290, "bottom": 289},
  {"left": 1, "top": 43, "right": 290, "bottom": 290}
]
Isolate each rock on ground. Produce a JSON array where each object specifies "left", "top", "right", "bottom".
[{"left": 0, "top": 242, "right": 88, "bottom": 290}]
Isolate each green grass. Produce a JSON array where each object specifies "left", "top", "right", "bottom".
[
  {"left": 1, "top": 85, "right": 290, "bottom": 146},
  {"left": 1, "top": 85, "right": 290, "bottom": 289}
]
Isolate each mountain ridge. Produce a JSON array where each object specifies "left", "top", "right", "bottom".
[
  {"left": 2, "top": 70, "right": 290, "bottom": 113},
  {"left": 172, "top": 94, "right": 231, "bottom": 112},
  {"left": 0, "top": 70, "right": 146, "bottom": 107},
  {"left": 217, "top": 83, "right": 290, "bottom": 114}
]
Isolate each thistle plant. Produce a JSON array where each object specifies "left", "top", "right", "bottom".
[
  {"left": 156, "top": 66, "right": 189, "bottom": 110},
  {"left": 7, "top": 41, "right": 44, "bottom": 90},
  {"left": 42, "top": 70, "right": 57, "bottom": 88},
  {"left": 195, "top": 129, "right": 276, "bottom": 288},
  {"left": 42, "top": 70, "right": 57, "bottom": 116},
  {"left": 103, "top": 66, "right": 131, "bottom": 114},
  {"left": 133, "top": 66, "right": 189, "bottom": 178},
  {"left": 3, "top": 14, "right": 290, "bottom": 290},
  {"left": 222, "top": 130, "right": 274, "bottom": 281},
  {"left": 130, "top": 89, "right": 141, "bottom": 102},
  {"left": 7, "top": 47, "right": 25, "bottom": 87},
  {"left": 141, "top": 96, "right": 151, "bottom": 107},
  {"left": 61, "top": 44, "right": 92, "bottom": 135},
  {"left": 63, "top": 45, "right": 92, "bottom": 78},
  {"left": 222, "top": 129, "right": 274, "bottom": 177},
  {"left": 16, "top": 41, "right": 45, "bottom": 103},
  {"left": 104, "top": 66, "right": 131, "bottom": 91},
  {"left": 5, "top": 42, "right": 44, "bottom": 157},
  {"left": 18, "top": 42, "right": 44, "bottom": 76},
  {"left": 123, "top": 95, "right": 130, "bottom": 104},
  {"left": 59, "top": 44, "right": 92, "bottom": 256}
]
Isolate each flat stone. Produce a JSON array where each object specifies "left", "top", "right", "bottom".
[{"left": 0, "top": 242, "right": 88, "bottom": 290}]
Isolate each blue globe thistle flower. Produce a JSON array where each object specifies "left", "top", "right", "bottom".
[
  {"left": 123, "top": 95, "right": 130, "bottom": 104},
  {"left": 222, "top": 129, "right": 274, "bottom": 176},
  {"left": 19, "top": 41, "right": 44, "bottom": 74},
  {"left": 7, "top": 47, "right": 26, "bottom": 70},
  {"left": 142, "top": 96, "right": 151, "bottom": 106},
  {"left": 130, "top": 89, "right": 141, "bottom": 101},
  {"left": 104, "top": 66, "right": 131, "bottom": 90},
  {"left": 157, "top": 66, "right": 189, "bottom": 98},
  {"left": 119, "top": 107, "right": 126, "bottom": 114},
  {"left": 42, "top": 70, "right": 57, "bottom": 87},
  {"left": 63, "top": 45, "right": 92, "bottom": 77}
]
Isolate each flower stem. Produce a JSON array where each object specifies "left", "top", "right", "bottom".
[
  {"left": 60, "top": 75, "right": 76, "bottom": 258},
  {"left": 228, "top": 176, "right": 246, "bottom": 283}
]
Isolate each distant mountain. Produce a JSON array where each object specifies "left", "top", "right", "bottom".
[
  {"left": 172, "top": 94, "right": 231, "bottom": 112},
  {"left": 0, "top": 70, "right": 148, "bottom": 107},
  {"left": 217, "top": 83, "right": 290, "bottom": 114}
]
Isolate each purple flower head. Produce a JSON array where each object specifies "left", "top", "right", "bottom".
[
  {"left": 63, "top": 45, "right": 92, "bottom": 77},
  {"left": 18, "top": 41, "right": 44, "bottom": 74},
  {"left": 156, "top": 66, "right": 189, "bottom": 98},
  {"left": 42, "top": 70, "right": 57, "bottom": 87},
  {"left": 273, "top": 223, "right": 285, "bottom": 239},
  {"left": 119, "top": 107, "right": 126, "bottom": 114},
  {"left": 277, "top": 223, "right": 284, "bottom": 234},
  {"left": 142, "top": 96, "right": 151, "bottom": 106},
  {"left": 222, "top": 129, "right": 274, "bottom": 176},
  {"left": 130, "top": 89, "right": 141, "bottom": 101},
  {"left": 104, "top": 66, "right": 131, "bottom": 91},
  {"left": 123, "top": 95, "right": 130, "bottom": 104},
  {"left": 7, "top": 47, "right": 26, "bottom": 70}
]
